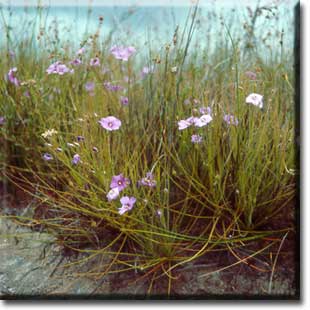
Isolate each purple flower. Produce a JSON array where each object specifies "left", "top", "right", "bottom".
[
  {"left": 141, "top": 66, "right": 154, "bottom": 78},
  {"left": 178, "top": 116, "right": 199, "bottom": 130},
  {"left": 199, "top": 106, "right": 212, "bottom": 115},
  {"left": 120, "top": 96, "right": 129, "bottom": 105},
  {"left": 46, "top": 62, "right": 60, "bottom": 74},
  {"left": 58, "top": 64, "right": 73, "bottom": 75},
  {"left": 142, "top": 66, "right": 150, "bottom": 75},
  {"left": 46, "top": 62, "right": 73, "bottom": 75},
  {"left": 194, "top": 114, "right": 213, "bottom": 127},
  {"left": 178, "top": 119, "right": 191, "bottom": 130},
  {"left": 92, "top": 146, "right": 99, "bottom": 152},
  {"left": 99, "top": 116, "right": 122, "bottom": 131},
  {"left": 187, "top": 116, "right": 200, "bottom": 124},
  {"left": 76, "top": 47, "right": 85, "bottom": 55},
  {"left": 191, "top": 134, "right": 203, "bottom": 144},
  {"left": 7, "top": 67, "right": 19, "bottom": 86},
  {"left": 156, "top": 209, "right": 163, "bottom": 217},
  {"left": 139, "top": 172, "right": 156, "bottom": 188},
  {"left": 223, "top": 114, "right": 239, "bottom": 126},
  {"left": 85, "top": 81, "right": 95, "bottom": 92},
  {"left": 43, "top": 153, "right": 53, "bottom": 161},
  {"left": 104, "top": 82, "right": 123, "bottom": 92},
  {"left": 72, "top": 154, "right": 81, "bottom": 165},
  {"left": 77, "top": 135, "right": 84, "bottom": 142},
  {"left": 245, "top": 71, "right": 257, "bottom": 80},
  {"left": 107, "top": 187, "right": 120, "bottom": 201},
  {"left": 90, "top": 57, "right": 100, "bottom": 67},
  {"left": 110, "top": 46, "right": 136, "bottom": 61},
  {"left": 118, "top": 196, "right": 136, "bottom": 215},
  {"left": 110, "top": 174, "right": 130, "bottom": 192},
  {"left": 70, "top": 58, "right": 82, "bottom": 66},
  {"left": 23, "top": 90, "right": 30, "bottom": 97},
  {"left": 0, "top": 116, "right": 5, "bottom": 125},
  {"left": 246, "top": 93, "right": 264, "bottom": 109}
]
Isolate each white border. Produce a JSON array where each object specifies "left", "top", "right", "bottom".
[{"left": 0, "top": 0, "right": 307, "bottom": 308}]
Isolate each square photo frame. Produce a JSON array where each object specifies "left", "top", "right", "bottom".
[{"left": 0, "top": 0, "right": 300, "bottom": 300}]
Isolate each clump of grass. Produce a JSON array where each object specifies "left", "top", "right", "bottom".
[{"left": 0, "top": 1, "right": 297, "bottom": 295}]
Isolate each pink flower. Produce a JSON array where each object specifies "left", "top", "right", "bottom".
[
  {"left": 23, "top": 90, "right": 30, "bottom": 97},
  {"left": 107, "top": 187, "right": 120, "bottom": 201},
  {"left": 178, "top": 119, "right": 191, "bottom": 130},
  {"left": 85, "top": 81, "right": 95, "bottom": 92},
  {"left": 110, "top": 174, "right": 130, "bottom": 191},
  {"left": 223, "top": 114, "right": 239, "bottom": 126},
  {"left": 199, "top": 106, "right": 212, "bottom": 115},
  {"left": 43, "top": 153, "right": 53, "bottom": 161},
  {"left": 194, "top": 114, "right": 213, "bottom": 127},
  {"left": 7, "top": 67, "right": 19, "bottom": 86},
  {"left": 138, "top": 172, "right": 156, "bottom": 188},
  {"left": 120, "top": 96, "right": 129, "bottom": 105},
  {"left": 76, "top": 47, "right": 86, "bottom": 55},
  {"left": 178, "top": 116, "right": 199, "bottom": 130},
  {"left": 72, "top": 154, "right": 80, "bottom": 165},
  {"left": 99, "top": 116, "right": 122, "bottom": 131},
  {"left": 246, "top": 93, "right": 264, "bottom": 109},
  {"left": 90, "top": 57, "right": 100, "bottom": 67},
  {"left": 141, "top": 66, "right": 154, "bottom": 78},
  {"left": 191, "top": 134, "right": 203, "bottom": 144},
  {"left": 110, "top": 46, "right": 136, "bottom": 61},
  {"left": 118, "top": 196, "right": 136, "bottom": 215},
  {"left": 70, "top": 58, "right": 82, "bottom": 66},
  {"left": 46, "top": 62, "right": 73, "bottom": 75},
  {"left": 46, "top": 63, "right": 58, "bottom": 74}
]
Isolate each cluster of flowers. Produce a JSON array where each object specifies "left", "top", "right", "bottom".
[
  {"left": 41, "top": 112, "right": 157, "bottom": 216},
  {"left": 7, "top": 46, "right": 154, "bottom": 111},
  {"left": 44, "top": 44, "right": 136, "bottom": 77},
  {"left": 42, "top": 115, "right": 122, "bottom": 162},
  {"left": 178, "top": 109, "right": 212, "bottom": 144},
  {"left": 46, "top": 61, "right": 74, "bottom": 75},
  {"left": 178, "top": 114, "right": 213, "bottom": 130},
  {"left": 106, "top": 171, "right": 156, "bottom": 215},
  {"left": 179, "top": 93, "right": 264, "bottom": 143}
]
